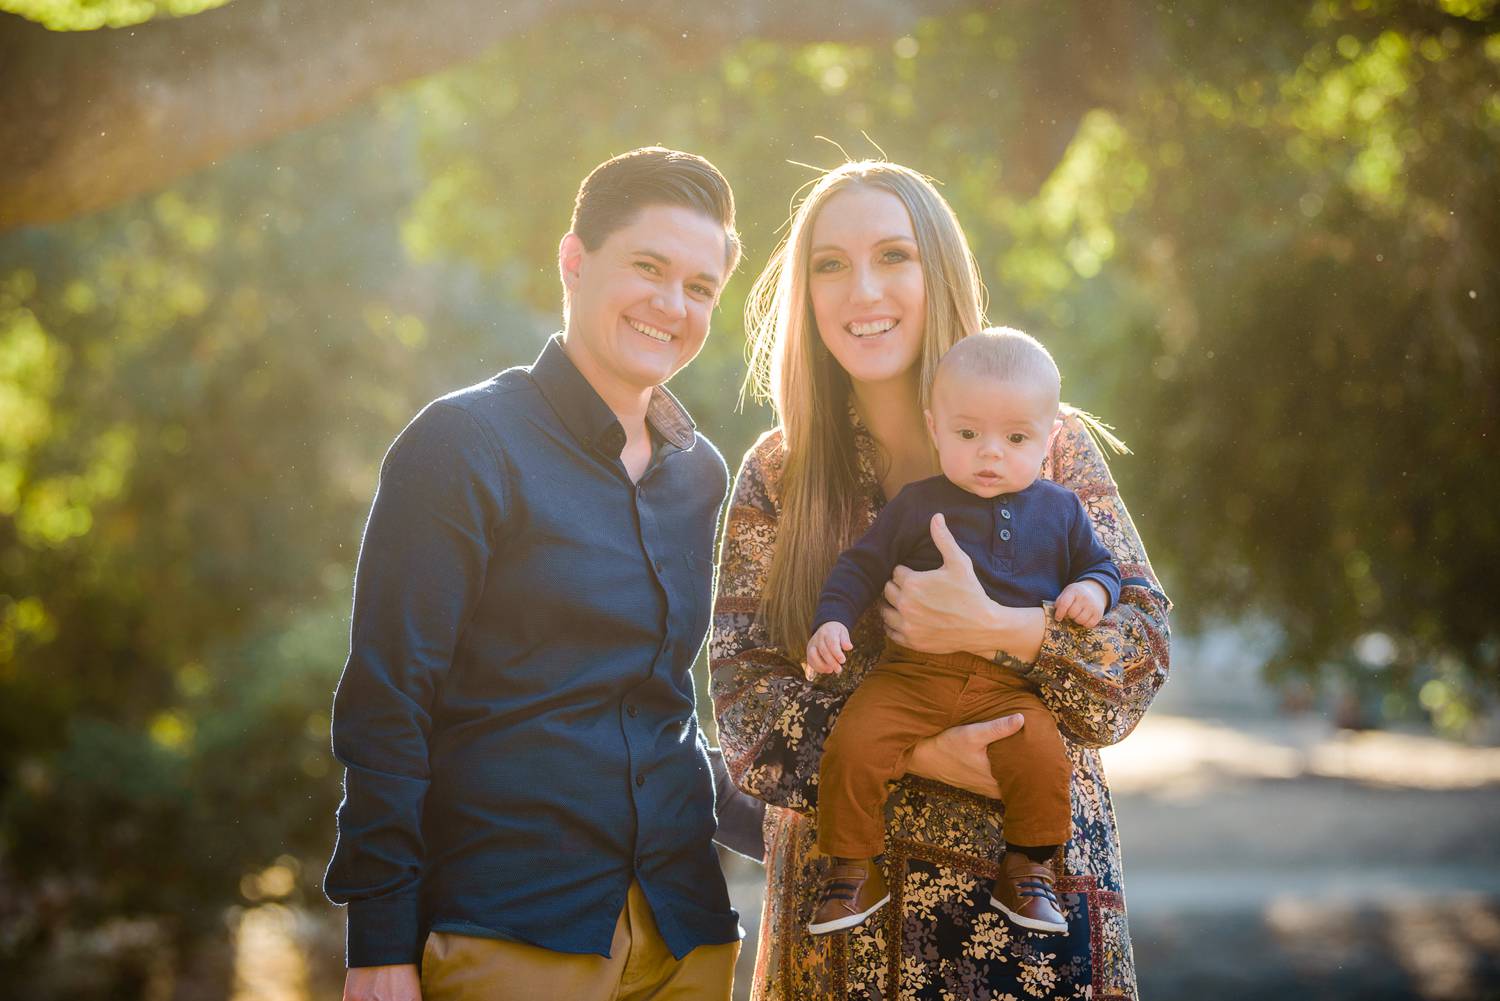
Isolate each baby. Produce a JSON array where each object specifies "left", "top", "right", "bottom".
[{"left": 805, "top": 327, "right": 1120, "bottom": 937}]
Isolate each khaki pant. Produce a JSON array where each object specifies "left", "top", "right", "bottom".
[
  {"left": 419, "top": 880, "right": 739, "bottom": 1001},
  {"left": 817, "top": 643, "right": 1072, "bottom": 857}
]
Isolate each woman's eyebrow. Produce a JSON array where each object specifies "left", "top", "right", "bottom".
[{"left": 810, "top": 235, "right": 915, "bottom": 254}]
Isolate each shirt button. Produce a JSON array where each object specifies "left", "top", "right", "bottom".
[
  {"left": 635, "top": 856, "right": 644, "bottom": 869},
  {"left": 1000, "top": 528, "right": 1012, "bottom": 541},
  {"left": 636, "top": 773, "right": 646, "bottom": 787},
  {"left": 653, "top": 560, "right": 664, "bottom": 574},
  {"left": 1001, "top": 509, "right": 1012, "bottom": 520},
  {"left": 626, "top": 704, "right": 639, "bottom": 718}
]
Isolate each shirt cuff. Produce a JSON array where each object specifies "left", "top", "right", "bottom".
[
  {"left": 811, "top": 602, "right": 859, "bottom": 635},
  {"left": 345, "top": 887, "right": 425, "bottom": 968}
]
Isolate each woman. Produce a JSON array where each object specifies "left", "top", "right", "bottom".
[{"left": 710, "top": 161, "right": 1171, "bottom": 1000}]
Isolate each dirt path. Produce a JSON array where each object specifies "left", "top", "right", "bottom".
[{"left": 1110, "top": 715, "right": 1500, "bottom": 1000}]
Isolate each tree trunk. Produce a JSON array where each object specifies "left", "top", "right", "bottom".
[{"left": 0, "top": 0, "right": 1130, "bottom": 232}]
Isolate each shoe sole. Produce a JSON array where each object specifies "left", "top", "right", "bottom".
[
  {"left": 990, "top": 896, "right": 1068, "bottom": 934},
  {"left": 807, "top": 893, "right": 891, "bottom": 935}
]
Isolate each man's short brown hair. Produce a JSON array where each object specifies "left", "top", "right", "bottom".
[{"left": 570, "top": 147, "right": 741, "bottom": 274}]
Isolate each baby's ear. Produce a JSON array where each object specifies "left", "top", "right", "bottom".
[{"left": 924, "top": 409, "right": 937, "bottom": 439}]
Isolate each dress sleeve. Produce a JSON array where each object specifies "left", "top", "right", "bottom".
[
  {"left": 709, "top": 433, "right": 846, "bottom": 813},
  {"left": 1019, "top": 412, "right": 1173, "bottom": 748},
  {"left": 1065, "top": 492, "right": 1123, "bottom": 612}
]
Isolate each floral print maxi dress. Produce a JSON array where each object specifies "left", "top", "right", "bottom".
[{"left": 710, "top": 411, "right": 1172, "bottom": 1001}]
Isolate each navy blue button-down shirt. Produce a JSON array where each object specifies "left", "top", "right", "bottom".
[
  {"left": 815, "top": 474, "right": 1121, "bottom": 631},
  {"left": 325, "top": 336, "right": 740, "bottom": 967}
]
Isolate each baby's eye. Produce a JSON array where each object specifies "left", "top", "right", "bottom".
[
  {"left": 1008, "top": 433, "right": 1027, "bottom": 444},
  {"left": 958, "top": 429, "right": 978, "bottom": 440}
]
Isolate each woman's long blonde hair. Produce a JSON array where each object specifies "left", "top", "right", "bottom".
[{"left": 743, "top": 161, "right": 988, "bottom": 656}]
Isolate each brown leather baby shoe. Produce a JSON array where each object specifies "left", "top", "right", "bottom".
[
  {"left": 990, "top": 851, "right": 1068, "bottom": 933},
  {"left": 808, "top": 856, "right": 890, "bottom": 935}
]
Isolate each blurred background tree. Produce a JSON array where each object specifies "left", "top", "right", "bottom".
[{"left": 0, "top": 0, "right": 1496, "bottom": 996}]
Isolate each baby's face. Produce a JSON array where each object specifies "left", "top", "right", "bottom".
[{"left": 925, "top": 371, "right": 1058, "bottom": 498}]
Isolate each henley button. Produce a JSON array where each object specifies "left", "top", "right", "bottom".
[
  {"left": 636, "top": 773, "right": 646, "bottom": 787},
  {"left": 1000, "top": 528, "right": 1012, "bottom": 541},
  {"left": 1001, "top": 509, "right": 1012, "bottom": 520},
  {"left": 635, "top": 856, "right": 644, "bottom": 869},
  {"left": 626, "top": 704, "right": 638, "bottom": 718},
  {"left": 653, "top": 560, "right": 664, "bottom": 574}
]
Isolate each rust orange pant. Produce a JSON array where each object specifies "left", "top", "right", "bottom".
[{"left": 817, "top": 643, "right": 1072, "bottom": 858}]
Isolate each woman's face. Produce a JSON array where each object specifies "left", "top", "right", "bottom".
[{"left": 807, "top": 186, "right": 927, "bottom": 392}]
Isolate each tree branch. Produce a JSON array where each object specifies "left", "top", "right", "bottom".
[{"left": 0, "top": 0, "right": 1132, "bottom": 232}]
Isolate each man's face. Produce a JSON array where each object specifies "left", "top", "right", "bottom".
[{"left": 559, "top": 204, "right": 728, "bottom": 402}]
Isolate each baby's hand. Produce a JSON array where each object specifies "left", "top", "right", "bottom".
[
  {"left": 805, "top": 621, "right": 852, "bottom": 680},
  {"left": 1055, "top": 580, "right": 1107, "bottom": 628}
]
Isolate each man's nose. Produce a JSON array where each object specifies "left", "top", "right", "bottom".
[{"left": 652, "top": 286, "right": 686, "bottom": 320}]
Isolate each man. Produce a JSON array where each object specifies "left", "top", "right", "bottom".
[{"left": 325, "top": 147, "right": 745, "bottom": 1001}]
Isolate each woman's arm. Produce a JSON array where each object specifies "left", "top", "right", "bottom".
[
  {"left": 708, "top": 432, "right": 847, "bottom": 813},
  {"left": 883, "top": 413, "right": 1172, "bottom": 748}
]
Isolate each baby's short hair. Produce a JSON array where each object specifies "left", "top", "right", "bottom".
[{"left": 935, "top": 326, "right": 1061, "bottom": 400}]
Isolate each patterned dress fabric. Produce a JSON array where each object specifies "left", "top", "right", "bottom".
[{"left": 710, "top": 410, "right": 1172, "bottom": 1001}]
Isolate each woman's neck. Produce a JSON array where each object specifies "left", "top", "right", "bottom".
[{"left": 850, "top": 373, "right": 935, "bottom": 495}]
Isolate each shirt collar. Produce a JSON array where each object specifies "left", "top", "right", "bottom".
[{"left": 529, "top": 334, "right": 697, "bottom": 459}]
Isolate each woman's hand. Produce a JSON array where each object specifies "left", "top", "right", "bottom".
[
  {"left": 880, "top": 513, "right": 1045, "bottom": 662},
  {"left": 904, "top": 714, "right": 1025, "bottom": 798}
]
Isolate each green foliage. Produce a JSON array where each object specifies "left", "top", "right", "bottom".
[
  {"left": 399, "top": 3, "right": 1499, "bottom": 709},
  {"left": 0, "top": 109, "right": 542, "bottom": 992},
  {"left": 0, "top": 0, "right": 1496, "bottom": 993},
  {"left": 0, "top": 0, "right": 231, "bottom": 30}
]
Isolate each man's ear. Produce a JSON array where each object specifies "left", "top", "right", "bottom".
[{"left": 558, "top": 232, "right": 586, "bottom": 295}]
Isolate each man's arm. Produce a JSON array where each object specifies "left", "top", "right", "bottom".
[{"left": 324, "top": 401, "right": 506, "bottom": 968}]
